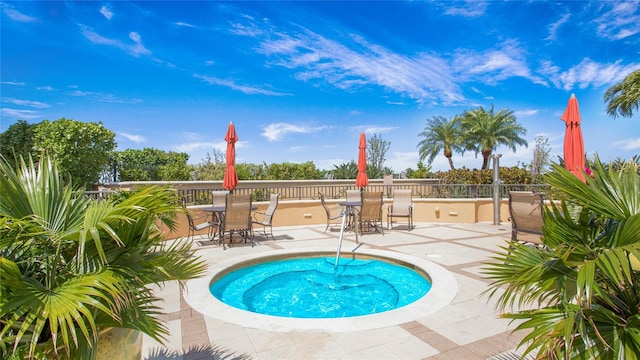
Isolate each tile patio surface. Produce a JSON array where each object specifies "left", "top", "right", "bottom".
[{"left": 142, "top": 222, "right": 531, "bottom": 360}]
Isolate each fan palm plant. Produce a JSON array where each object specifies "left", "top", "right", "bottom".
[
  {"left": 0, "top": 155, "right": 207, "bottom": 359},
  {"left": 484, "top": 156, "right": 640, "bottom": 359}
]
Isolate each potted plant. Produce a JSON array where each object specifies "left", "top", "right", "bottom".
[
  {"left": 0, "top": 155, "right": 207, "bottom": 359},
  {"left": 484, "top": 156, "right": 640, "bottom": 359}
]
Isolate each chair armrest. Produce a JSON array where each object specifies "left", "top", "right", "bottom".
[{"left": 252, "top": 211, "right": 266, "bottom": 221}]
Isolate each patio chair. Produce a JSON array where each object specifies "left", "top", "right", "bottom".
[
  {"left": 252, "top": 193, "right": 280, "bottom": 240},
  {"left": 182, "top": 199, "right": 216, "bottom": 242},
  {"left": 219, "top": 193, "right": 253, "bottom": 249},
  {"left": 507, "top": 191, "right": 544, "bottom": 246},
  {"left": 320, "top": 192, "right": 344, "bottom": 233},
  {"left": 387, "top": 189, "right": 413, "bottom": 230},
  {"left": 212, "top": 190, "right": 229, "bottom": 208},
  {"left": 360, "top": 191, "right": 384, "bottom": 234}
]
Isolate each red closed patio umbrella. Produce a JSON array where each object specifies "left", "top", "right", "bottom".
[
  {"left": 355, "top": 132, "right": 369, "bottom": 189},
  {"left": 561, "top": 94, "right": 585, "bottom": 182},
  {"left": 223, "top": 122, "right": 239, "bottom": 191}
]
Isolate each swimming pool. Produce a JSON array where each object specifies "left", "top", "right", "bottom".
[
  {"left": 210, "top": 256, "right": 432, "bottom": 318},
  {"left": 184, "top": 248, "right": 458, "bottom": 332}
]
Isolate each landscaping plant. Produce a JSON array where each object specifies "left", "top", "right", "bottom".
[
  {"left": 484, "top": 156, "right": 640, "bottom": 359},
  {"left": 0, "top": 155, "right": 207, "bottom": 359}
]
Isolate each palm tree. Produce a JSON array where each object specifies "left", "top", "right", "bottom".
[
  {"left": 0, "top": 155, "right": 207, "bottom": 358},
  {"left": 460, "top": 105, "right": 527, "bottom": 169},
  {"left": 417, "top": 116, "right": 463, "bottom": 171},
  {"left": 331, "top": 161, "right": 358, "bottom": 179},
  {"left": 604, "top": 69, "right": 640, "bottom": 119},
  {"left": 483, "top": 156, "right": 640, "bottom": 359}
]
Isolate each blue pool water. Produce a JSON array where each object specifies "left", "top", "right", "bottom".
[{"left": 210, "top": 257, "right": 432, "bottom": 318}]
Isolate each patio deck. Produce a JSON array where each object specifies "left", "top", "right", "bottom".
[{"left": 143, "top": 222, "right": 531, "bottom": 360}]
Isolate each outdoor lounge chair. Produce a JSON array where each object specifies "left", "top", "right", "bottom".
[
  {"left": 320, "top": 192, "right": 343, "bottom": 233},
  {"left": 507, "top": 191, "right": 544, "bottom": 246},
  {"left": 387, "top": 189, "right": 413, "bottom": 230},
  {"left": 360, "top": 191, "right": 384, "bottom": 234},
  {"left": 252, "top": 193, "right": 280, "bottom": 240},
  {"left": 219, "top": 193, "right": 253, "bottom": 249},
  {"left": 182, "top": 199, "right": 216, "bottom": 242}
]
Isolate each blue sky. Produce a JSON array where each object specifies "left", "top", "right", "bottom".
[{"left": 1, "top": 1, "right": 639, "bottom": 173}]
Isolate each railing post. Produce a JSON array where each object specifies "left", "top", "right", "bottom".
[{"left": 491, "top": 154, "right": 502, "bottom": 225}]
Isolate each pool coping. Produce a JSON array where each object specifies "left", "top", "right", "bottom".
[{"left": 183, "top": 247, "right": 458, "bottom": 332}]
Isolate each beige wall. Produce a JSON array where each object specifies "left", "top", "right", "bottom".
[{"left": 163, "top": 198, "right": 511, "bottom": 239}]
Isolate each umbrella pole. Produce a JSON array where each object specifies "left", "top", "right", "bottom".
[{"left": 335, "top": 208, "right": 348, "bottom": 268}]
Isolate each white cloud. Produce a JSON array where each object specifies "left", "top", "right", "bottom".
[
  {"left": 36, "top": 86, "right": 54, "bottom": 91},
  {"left": 514, "top": 109, "right": 539, "bottom": 117},
  {"left": 175, "top": 22, "right": 195, "bottom": 28},
  {"left": 349, "top": 125, "right": 397, "bottom": 135},
  {"left": 100, "top": 5, "right": 113, "bottom": 20},
  {"left": 1, "top": 108, "right": 41, "bottom": 119},
  {"left": 595, "top": 2, "right": 640, "bottom": 40},
  {"left": 118, "top": 132, "right": 145, "bottom": 144},
  {"left": 193, "top": 74, "right": 290, "bottom": 96},
  {"left": 442, "top": 1, "right": 488, "bottom": 17},
  {"left": 67, "top": 89, "right": 142, "bottom": 103},
  {"left": 262, "top": 123, "right": 327, "bottom": 142},
  {"left": 613, "top": 138, "right": 640, "bottom": 151},
  {"left": 79, "top": 25, "right": 151, "bottom": 57},
  {"left": 2, "top": 98, "right": 49, "bottom": 108},
  {"left": 545, "top": 13, "right": 571, "bottom": 41},
  {"left": 175, "top": 141, "right": 221, "bottom": 153},
  {"left": 552, "top": 58, "right": 640, "bottom": 90},
  {"left": 1, "top": 3, "right": 38, "bottom": 22},
  {"left": 1, "top": 81, "right": 26, "bottom": 86}
]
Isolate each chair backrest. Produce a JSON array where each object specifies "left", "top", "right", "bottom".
[
  {"left": 212, "top": 190, "right": 229, "bottom": 208},
  {"left": 319, "top": 192, "right": 332, "bottom": 215},
  {"left": 181, "top": 198, "right": 197, "bottom": 229},
  {"left": 361, "top": 191, "right": 383, "bottom": 221},
  {"left": 392, "top": 190, "right": 412, "bottom": 216},
  {"left": 224, "top": 194, "right": 252, "bottom": 231},
  {"left": 261, "top": 193, "right": 280, "bottom": 225},
  {"left": 346, "top": 189, "right": 362, "bottom": 204},
  {"left": 508, "top": 191, "right": 544, "bottom": 236}
]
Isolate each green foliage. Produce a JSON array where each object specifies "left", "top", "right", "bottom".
[
  {"left": 32, "top": 118, "right": 116, "bottom": 188},
  {"left": 115, "top": 148, "right": 191, "bottom": 181},
  {"left": 263, "top": 161, "right": 323, "bottom": 180},
  {"left": 0, "top": 120, "right": 36, "bottom": 166},
  {"left": 460, "top": 105, "right": 528, "bottom": 169},
  {"left": 405, "top": 161, "right": 433, "bottom": 179},
  {"left": 367, "top": 133, "right": 390, "bottom": 179},
  {"left": 433, "top": 166, "right": 532, "bottom": 184},
  {"left": 0, "top": 155, "right": 207, "bottom": 359},
  {"left": 529, "top": 135, "right": 551, "bottom": 183},
  {"left": 417, "top": 115, "right": 463, "bottom": 170},
  {"left": 331, "top": 161, "right": 358, "bottom": 179},
  {"left": 604, "top": 69, "right": 640, "bottom": 119},
  {"left": 483, "top": 156, "right": 640, "bottom": 359}
]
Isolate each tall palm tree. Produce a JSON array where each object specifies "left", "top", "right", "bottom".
[
  {"left": 0, "top": 155, "right": 207, "bottom": 358},
  {"left": 604, "top": 69, "right": 640, "bottom": 119},
  {"left": 460, "top": 105, "right": 527, "bottom": 169},
  {"left": 484, "top": 156, "right": 640, "bottom": 359},
  {"left": 417, "top": 116, "right": 463, "bottom": 171}
]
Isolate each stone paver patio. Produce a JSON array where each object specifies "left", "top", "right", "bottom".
[{"left": 142, "top": 222, "right": 531, "bottom": 360}]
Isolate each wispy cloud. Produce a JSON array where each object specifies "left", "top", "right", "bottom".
[
  {"left": 545, "top": 13, "right": 571, "bottom": 41},
  {"left": 442, "top": 1, "right": 488, "bottom": 17},
  {"left": 100, "top": 5, "right": 113, "bottom": 20},
  {"left": 36, "top": 85, "right": 54, "bottom": 91},
  {"left": 262, "top": 122, "right": 328, "bottom": 142},
  {"left": 1, "top": 108, "right": 41, "bottom": 119},
  {"left": 2, "top": 98, "right": 49, "bottom": 108},
  {"left": 193, "top": 74, "right": 290, "bottom": 96},
  {"left": 1, "top": 81, "right": 25, "bottom": 86},
  {"left": 254, "top": 26, "right": 464, "bottom": 105},
  {"left": 118, "top": 132, "right": 145, "bottom": 144},
  {"left": 175, "top": 21, "right": 195, "bottom": 28},
  {"left": 349, "top": 125, "right": 397, "bottom": 135},
  {"left": 515, "top": 109, "right": 539, "bottom": 117},
  {"left": 595, "top": 2, "right": 640, "bottom": 40},
  {"left": 548, "top": 58, "right": 640, "bottom": 90},
  {"left": 79, "top": 25, "right": 151, "bottom": 57},
  {"left": 1, "top": 3, "right": 38, "bottom": 22},
  {"left": 453, "top": 39, "right": 547, "bottom": 86},
  {"left": 67, "top": 89, "right": 142, "bottom": 103},
  {"left": 613, "top": 137, "right": 640, "bottom": 151}
]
